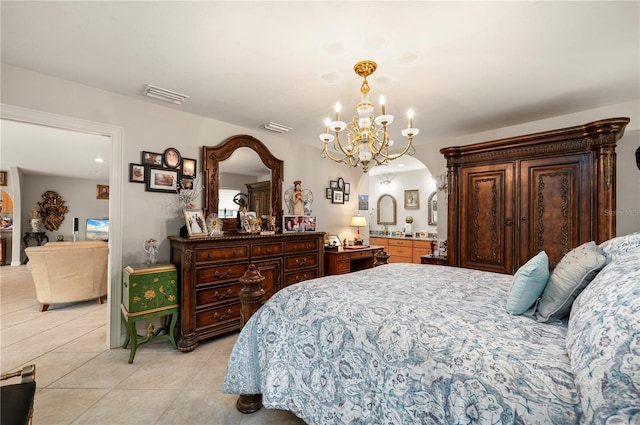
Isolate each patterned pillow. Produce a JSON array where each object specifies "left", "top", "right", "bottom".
[
  {"left": 598, "top": 231, "right": 640, "bottom": 263},
  {"left": 566, "top": 254, "right": 640, "bottom": 423},
  {"left": 535, "top": 241, "right": 605, "bottom": 322},
  {"left": 506, "top": 251, "right": 549, "bottom": 315}
]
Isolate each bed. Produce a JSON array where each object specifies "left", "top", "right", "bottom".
[{"left": 222, "top": 233, "right": 640, "bottom": 424}]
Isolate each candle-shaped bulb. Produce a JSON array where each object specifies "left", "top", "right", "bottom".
[
  {"left": 334, "top": 102, "right": 341, "bottom": 121},
  {"left": 324, "top": 118, "right": 330, "bottom": 133},
  {"left": 379, "top": 95, "right": 386, "bottom": 115},
  {"left": 407, "top": 109, "right": 414, "bottom": 128}
]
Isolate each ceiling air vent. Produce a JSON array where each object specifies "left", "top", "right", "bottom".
[
  {"left": 144, "top": 84, "right": 190, "bottom": 105},
  {"left": 262, "top": 122, "right": 292, "bottom": 134}
]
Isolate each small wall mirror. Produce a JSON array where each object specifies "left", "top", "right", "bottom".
[
  {"left": 377, "top": 194, "right": 397, "bottom": 225},
  {"left": 427, "top": 191, "right": 438, "bottom": 226}
]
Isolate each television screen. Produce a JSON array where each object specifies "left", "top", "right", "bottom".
[{"left": 86, "top": 218, "right": 109, "bottom": 241}]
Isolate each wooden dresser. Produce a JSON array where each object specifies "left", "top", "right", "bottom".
[
  {"left": 169, "top": 232, "right": 324, "bottom": 352},
  {"left": 441, "top": 117, "right": 629, "bottom": 274}
]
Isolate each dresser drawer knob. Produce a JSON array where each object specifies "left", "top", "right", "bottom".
[
  {"left": 213, "top": 289, "right": 233, "bottom": 299},
  {"left": 214, "top": 269, "right": 233, "bottom": 279},
  {"left": 295, "top": 273, "right": 308, "bottom": 282},
  {"left": 214, "top": 309, "right": 232, "bottom": 320},
  {"left": 295, "top": 258, "right": 308, "bottom": 266}
]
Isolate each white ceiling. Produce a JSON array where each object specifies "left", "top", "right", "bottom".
[{"left": 1, "top": 1, "right": 638, "bottom": 180}]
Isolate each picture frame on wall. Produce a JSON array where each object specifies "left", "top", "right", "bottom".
[
  {"left": 163, "top": 147, "right": 182, "bottom": 169},
  {"left": 129, "top": 163, "right": 145, "bottom": 183},
  {"left": 326, "top": 188, "right": 332, "bottom": 199},
  {"left": 182, "top": 158, "right": 196, "bottom": 178},
  {"left": 141, "top": 151, "right": 163, "bottom": 166},
  {"left": 332, "top": 190, "right": 344, "bottom": 204},
  {"left": 0, "top": 170, "right": 7, "bottom": 186},
  {"left": 96, "top": 184, "right": 109, "bottom": 200},
  {"left": 344, "top": 183, "right": 350, "bottom": 195},
  {"left": 329, "top": 180, "right": 338, "bottom": 189},
  {"left": 183, "top": 208, "right": 208, "bottom": 237},
  {"left": 344, "top": 193, "right": 350, "bottom": 202},
  {"left": 145, "top": 166, "right": 179, "bottom": 192},
  {"left": 404, "top": 189, "right": 419, "bottom": 209}
]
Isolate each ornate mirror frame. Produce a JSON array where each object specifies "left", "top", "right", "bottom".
[
  {"left": 376, "top": 194, "right": 397, "bottom": 225},
  {"left": 427, "top": 191, "right": 438, "bottom": 226},
  {"left": 203, "top": 135, "right": 284, "bottom": 232}
]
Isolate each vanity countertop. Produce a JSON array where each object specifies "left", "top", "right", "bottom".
[{"left": 369, "top": 234, "right": 437, "bottom": 241}]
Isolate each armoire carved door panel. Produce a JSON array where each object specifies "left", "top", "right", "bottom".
[
  {"left": 519, "top": 154, "right": 591, "bottom": 269},
  {"left": 460, "top": 163, "right": 514, "bottom": 274}
]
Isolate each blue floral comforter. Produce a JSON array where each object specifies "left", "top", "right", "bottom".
[{"left": 223, "top": 263, "right": 580, "bottom": 424}]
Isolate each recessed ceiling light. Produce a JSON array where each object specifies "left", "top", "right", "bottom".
[{"left": 95, "top": 158, "right": 104, "bottom": 163}]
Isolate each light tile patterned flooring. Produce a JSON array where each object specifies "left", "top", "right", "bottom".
[{"left": 0, "top": 265, "right": 305, "bottom": 425}]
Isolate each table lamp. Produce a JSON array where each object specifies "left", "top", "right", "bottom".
[{"left": 350, "top": 215, "right": 367, "bottom": 245}]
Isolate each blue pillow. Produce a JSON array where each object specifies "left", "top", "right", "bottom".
[{"left": 506, "top": 251, "right": 550, "bottom": 315}]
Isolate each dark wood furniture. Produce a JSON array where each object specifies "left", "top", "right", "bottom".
[
  {"left": 420, "top": 255, "right": 447, "bottom": 266},
  {"left": 0, "top": 237, "right": 5, "bottom": 266},
  {"left": 203, "top": 135, "right": 283, "bottom": 233},
  {"left": 441, "top": 117, "right": 629, "bottom": 274},
  {"left": 169, "top": 232, "right": 324, "bottom": 352},
  {"left": 246, "top": 180, "right": 271, "bottom": 218},
  {"left": 324, "top": 245, "right": 384, "bottom": 275},
  {"left": 22, "top": 232, "right": 48, "bottom": 264}
]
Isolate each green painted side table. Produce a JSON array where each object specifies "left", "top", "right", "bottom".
[{"left": 121, "top": 263, "right": 179, "bottom": 364}]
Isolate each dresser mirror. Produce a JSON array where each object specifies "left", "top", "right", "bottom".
[
  {"left": 377, "top": 194, "right": 397, "bottom": 225},
  {"left": 203, "top": 135, "right": 284, "bottom": 232}
]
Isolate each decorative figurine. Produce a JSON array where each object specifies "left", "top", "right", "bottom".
[
  {"left": 143, "top": 238, "right": 159, "bottom": 264},
  {"left": 292, "top": 180, "right": 304, "bottom": 216}
]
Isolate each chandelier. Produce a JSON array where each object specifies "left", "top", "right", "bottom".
[{"left": 320, "top": 60, "right": 419, "bottom": 172}]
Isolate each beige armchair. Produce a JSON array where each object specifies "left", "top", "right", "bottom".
[{"left": 25, "top": 241, "right": 108, "bottom": 311}]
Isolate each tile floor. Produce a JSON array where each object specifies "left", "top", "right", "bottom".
[{"left": 1, "top": 265, "right": 306, "bottom": 425}]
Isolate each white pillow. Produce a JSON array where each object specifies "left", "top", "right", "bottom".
[
  {"left": 506, "top": 251, "right": 549, "bottom": 315},
  {"left": 535, "top": 241, "right": 605, "bottom": 322}
]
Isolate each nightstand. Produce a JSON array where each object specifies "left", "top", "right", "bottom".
[
  {"left": 121, "top": 263, "right": 179, "bottom": 363},
  {"left": 420, "top": 255, "right": 447, "bottom": 266}
]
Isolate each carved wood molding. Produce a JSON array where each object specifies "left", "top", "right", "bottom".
[
  {"left": 471, "top": 177, "right": 499, "bottom": 262},
  {"left": 441, "top": 118, "right": 630, "bottom": 166},
  {"left": 535, "top": 172, "right": 570, "bottom": 258}
]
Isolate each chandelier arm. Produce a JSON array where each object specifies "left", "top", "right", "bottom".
[
  {"left": 377, "top": 137, "right": 416, "bottom": 161},
  {"left": 321, "top": 143, "right": 351, "bottom": 164}
]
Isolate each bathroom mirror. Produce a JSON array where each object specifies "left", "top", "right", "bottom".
[
  {"left": 377, "top": 194, "right": 397, "bottom": 225},
  {"left": 427, "top": 191, "right": 438, "bottom": 226},
  {"left": 203, "top": 135, "right": 283, "bottom": 232}
]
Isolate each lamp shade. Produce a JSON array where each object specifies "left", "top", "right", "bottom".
[{"left": 350, "top": 216, "right": 367, "bottom": 227}]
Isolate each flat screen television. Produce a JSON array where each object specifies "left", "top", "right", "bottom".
[{"left": 86, "top": 218, "right": 109, "bottom": 241}]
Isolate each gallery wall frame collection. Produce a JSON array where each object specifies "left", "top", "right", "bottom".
[
  {"left": 130, "top": 148, "right": 197, "bottom": 193},
  {"left": 326, "top": 177, "right": 351, "bottom": 204}
]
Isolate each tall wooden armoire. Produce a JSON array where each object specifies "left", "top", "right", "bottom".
[{"left": 441, "top": 117, "right": 629, "bottom": 274}]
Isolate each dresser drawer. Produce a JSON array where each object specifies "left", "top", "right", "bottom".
[
  {"left": 195, "top": 245, "right": 249, "bottom": 263},
  {"left": 284, "top": 268, "right": 320, "bottom": 286},
  {"left": 388, "top": 245, "right": 412, "bottom": 257},
  {"left": 251, "top": 242, "right": 283, "bottom": 258},
  {"left": 196, "top": 281, "right": 242, "bottom": 307},
  {"left": 369, "top": 237, "right": 388, "bottom": 248},
  {"left": 285, "top": 239, "right": 319, "bottom": 254},
  {"left": 195, "top": 301, "right": 241, "bottom": 330},
  {"left": 336, "top": 260, "right": 351, "bottom": 273},
  {"left": 285, "top": 253, "right": 318, "bottom": 271},
  {"left": 389, "top": 238, "right": 413, "bottom": 248},
  {"left": 196, "top": 263, "right": 247, "bottom": 285}
]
